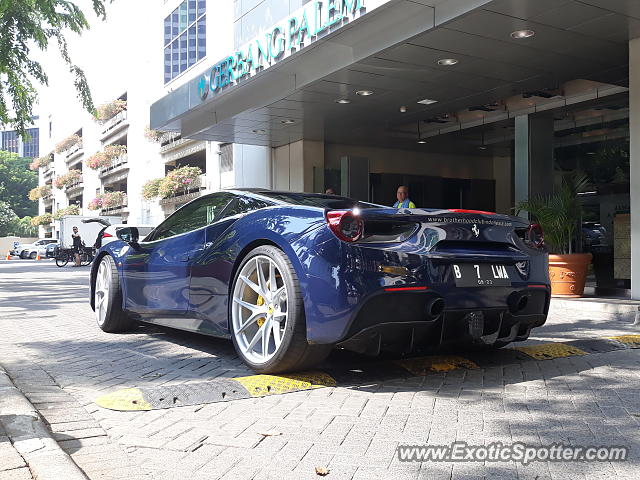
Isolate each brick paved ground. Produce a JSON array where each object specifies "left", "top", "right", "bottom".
[{"left": 1, "top": 260, "right": 639, "bottom": 479}]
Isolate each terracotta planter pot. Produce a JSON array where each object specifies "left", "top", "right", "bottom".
[{"left": 548, "top": 253, "right": 593, "bottom": 297}]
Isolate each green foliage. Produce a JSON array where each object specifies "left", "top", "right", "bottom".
[
  {"left": 0, "top": 0, "right": 113, "bottom": 138},
  {"left": 30, "top": 213, "right": 53, "bottom": 226},
  {"left": 53, "top": 204, "right": 80, "bottom": 219},
  {"left": 584, "top": 140, "right": 629, "bottom": 185},
  {"left": 0, "top": 201, "right": 16, "bottom": 235},
  {"left": 516, "top": 172, "right": 590, "bottom": 255},
  {"left": 0, "top": 201, "right": 36, "bottom": 236},
  {"left": 0, "top": 150, "right": 38, "bottom": 217}
]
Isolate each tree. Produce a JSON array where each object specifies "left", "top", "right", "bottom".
[
  {"left": 0, "top": 150, "right": 38, "bottom": 217},
  {"left": 0, "top": 0, "right": 113, "bottom": 138},
  {"left": 0, "top": 201, "right": 37, "bottom": 237},
  {"left": 0, "top": 201, "right": 15, "bottom": 236}
]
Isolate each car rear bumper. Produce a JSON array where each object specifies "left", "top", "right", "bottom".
[
  {"left": 335, "top": 287, "right": 549, "bottom": 354},
  {"left": 312, "top": 282, "right": 550, "bottom": 351}
]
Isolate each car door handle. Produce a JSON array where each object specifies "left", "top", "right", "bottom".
[{"left": 203, "top": 242, "right": 213, "bottom": 249}]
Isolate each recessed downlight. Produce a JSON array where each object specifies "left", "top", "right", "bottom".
[
  {"left": 399, "top": 106, "right": 407, "bottom": 113},
  {"left": 437, "top": 58, "right": 458, "bottom": 66},
  {"left": 252, "top": 129, "right": 266, "bottom": 134},
  {"left": 281, "top": 119, "right": 296, "bottom": 125},
  {"left": 417, "top": 139, "right": 427, "bottom": 144},
  {"left": 356, "top": 90, "right": 374, "bottom": 96},
  {"left": 417, "top": 98, "right": 438, "bottom": 105},
  {"left": 335, "top": 99, "right": 352, "bottom": 104},
  {"left": 511, "top": 29, "right": 535, "bottom": 39}
]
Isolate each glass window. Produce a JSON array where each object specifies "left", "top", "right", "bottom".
[
  {"left": 256, "top": 192, "right": 380, "bottom": 210},
  {"left": 163, "top": 0, "right": 205, "bottom": 83},
  {"left": 188, "top": 25, "right": 197, "bottom": 67},
  {"left": 179, "top": 1, "right": 188, "bottom": 31},
  {"left": 171, "top": 42, "right": 179, "bottom": 78},
  {"left": 222, "top": 197, "right": 272, "bottom": 218},
  {"left": 197, "top": 18, "right": 206, "bottom": 61},
  {"left": 179, "top": 32, "right": 187, "bottom": 73},
  {"left": 164, "top": 15, "right": 171, "bottom": 46},
  {"left": 147, "top": 194, "right": 233, "bottom": 241},
  {"left": 23, "top": 128, "right": 39, "bottom": 158},
  {"left": 164, "top": 46, "right": 171, "bottom": 83},
  {"left": 188, "top": 0, "right": 197, "bottom": 22},
  {"left": 1, "top": 130, "right": 19, "bottom": 153}
]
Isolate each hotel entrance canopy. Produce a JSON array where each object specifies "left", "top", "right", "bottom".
[{"left": 150, "top": 0, "right": 637, "bottom": 150}]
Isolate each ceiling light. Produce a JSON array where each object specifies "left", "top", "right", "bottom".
[
  {"left": 356, "top": 90, "right": 374, "bottom": 96},
  {"left": 399, "top": 106, "right": 407, "bottom": 113},
  {"left": 252, "top": 129, "right": 266, "bottom": 134},
  {"left": 281, "top": 119, "right": 296, "bottom": 125},
  {"left": 511, "top": 29, "right": 535, "bottom": 39},
  {"left": 335, "top": 99, "right": 351, "bottom": 104},
  {"left": 478, "top": 145, "right": 487, "bottom": 150},
  {"left": 417, "top": 139, "right": 427, "bottom": 144},
  {"left": 437, "top": 58, "right": 458, "bottom": 66},
  {"left": 417, "top": 98, "right": 438, "bottom": 105}
]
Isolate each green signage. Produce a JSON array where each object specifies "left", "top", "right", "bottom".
[{"left": 198, "top": 0, "right": 375, "bottom": 101}]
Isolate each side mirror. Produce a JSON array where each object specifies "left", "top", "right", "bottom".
[{"left": 117, "top": 226, "right": 139, "bottom": 245}]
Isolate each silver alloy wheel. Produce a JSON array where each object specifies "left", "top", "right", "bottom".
[
  {"left": 94, "top": 258, "right": 111, "bottom": 326},
  {"left": 232, "top": 255, "right": 288, "bottom": 364}
]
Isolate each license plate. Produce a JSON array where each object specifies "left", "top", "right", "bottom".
[{"left": 452, "top": 263, "right": 511, "bottom": 287}]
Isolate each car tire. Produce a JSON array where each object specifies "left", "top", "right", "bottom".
[
  {"left": 230, "top": 245, "right": 332, "bottom": 374},
  {"left": 94, "top": 255, "right": 131, "bottom": 333},
  {"left": 20, "top": 251, "right": 27, "bottom": 259},
  {"left": 29, "top": 252, "right": 37, "bottom": 260}
]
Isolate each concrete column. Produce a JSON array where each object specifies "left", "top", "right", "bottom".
[
  {"left": 514, "top": 112, "right": 555, "bottom": 216},
  {"left": 514, "top": 115, "right": 529, "bottom": 217},
  {"left": 629, "top": 38, "right": 640, "bottom": 299}
]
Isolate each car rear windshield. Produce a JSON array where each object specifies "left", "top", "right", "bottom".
[{"left": 257, "top": 192, "right": 379, "bottom": 209}]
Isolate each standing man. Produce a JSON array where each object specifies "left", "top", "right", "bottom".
[
  {"left": 393, "top": 185, "right": 416, "bottom": 208},
  {"left": 71, "top": 226, "right": 82, "bottom": 266}
]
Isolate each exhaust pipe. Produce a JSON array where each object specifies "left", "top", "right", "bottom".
[
  {"left": 508, "top": 292, "right": 529, "bottom": 314},
  {"left": 425, "top": 297, "right": 445, "bottom": 320}
]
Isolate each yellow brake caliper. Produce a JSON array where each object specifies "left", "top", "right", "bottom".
[{"left": 256, "top": 294, "right": 266, "bottom": 327}]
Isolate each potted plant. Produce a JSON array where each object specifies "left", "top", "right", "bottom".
[{"left": 517, "top": 172, "right": 592, "bottom": 297}]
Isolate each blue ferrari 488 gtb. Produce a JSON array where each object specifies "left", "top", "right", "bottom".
[{"left": 90, "top": 190, "right": 549, "bottom": 373}]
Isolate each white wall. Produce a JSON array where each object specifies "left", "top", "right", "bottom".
[{"left": 35, "top": 0, "right": 237, "bottom": 227}]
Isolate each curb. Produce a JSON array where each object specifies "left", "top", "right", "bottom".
[{"left": 0, "top": 365, "right": 89, "bottom": 480}]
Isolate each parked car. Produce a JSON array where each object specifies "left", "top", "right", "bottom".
[
  {"left": 45, "top": 242, "right": 59, "bottom": 258},
  {"left": 90, "top": 190, "right": 550, "bottom": 373},
  {"left": 82, "top": 219, "right": 153, "bottom": 249},
  {"left": 101, "top": 224, "right": 155, "bottom": 246},
  {"left": 12, "top": 239, "right": 57, "bottom": 259}
]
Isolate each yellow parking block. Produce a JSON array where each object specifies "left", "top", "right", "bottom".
[
  {"left": 514, "top": 343, "right": 587, "bottom": 360},
  {"left": 95, "top": 388, "right": 152, "bottom": 411},
  {"left": 394, "top": 355, "right": 479, "bottom": 376},
  {"left": 232, "top": 372, "right": 337, "bottom": 397},
  {"left": 608, "top": 335, "right": 640, "bottom": 348}
]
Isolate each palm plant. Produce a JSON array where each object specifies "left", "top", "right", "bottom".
[{"left": 516, "top": 172, "right": 589, "bottom": 254}]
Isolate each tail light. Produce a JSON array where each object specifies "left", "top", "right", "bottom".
[
  {"left": 525, "top": 223, "right": 544, "bottom": 248},
  {"left": 326, "top": 210, "right": 363, "bottom": 242},
  {"left": 102, "top": 232, "right": 113, "bottom": 238}
]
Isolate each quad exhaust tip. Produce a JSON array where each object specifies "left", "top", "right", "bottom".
[
  {"left": 508, "top": 292, "right": 529, "bottom": 314},
  {"left": 425, "top": 297, "right": 445, "bottom": 319}
]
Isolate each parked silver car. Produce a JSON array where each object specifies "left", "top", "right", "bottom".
[{"left": 12, "top": 239, "right": 57, "bottom": 259}]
